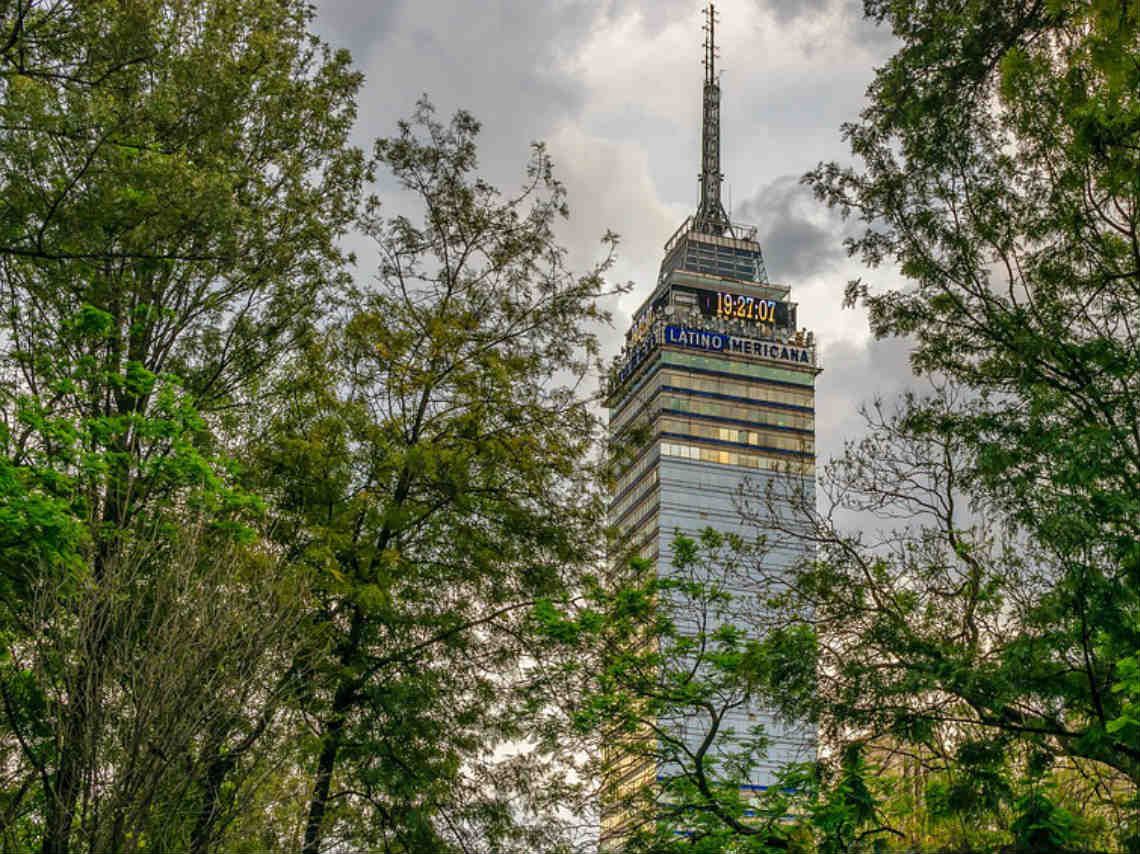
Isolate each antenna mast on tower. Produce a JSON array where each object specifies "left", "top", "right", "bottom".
[{"left": 693, "top": 2, "right": 733, "bottom": 237}]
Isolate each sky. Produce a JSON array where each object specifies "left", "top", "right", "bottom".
[{"left": 310, "top": 0, "right": 925, "bottom": 469}]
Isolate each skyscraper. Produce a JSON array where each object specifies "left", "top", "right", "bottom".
[{"left": 603, "top": 1, "right": 818, "bottom": 837}]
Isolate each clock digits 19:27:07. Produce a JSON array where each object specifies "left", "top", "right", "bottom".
[{"left": 716, "top": 291, "right": 777, "bottom": 323}]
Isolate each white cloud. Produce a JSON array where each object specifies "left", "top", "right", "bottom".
[{"left": 545, "top": 119, "right": 687, "bottom": 351}]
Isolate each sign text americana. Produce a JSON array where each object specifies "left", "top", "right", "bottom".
[{"left": 664, "top": 324, "right": 812, "bottom": 366}]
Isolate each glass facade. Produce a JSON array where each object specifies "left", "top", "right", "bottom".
[
  {"left": 609, "top": 343, "right": 818, "bottom": 477},
  {"left": 659, "top": 226, "right": 769, "bottom": 284},
  {"left": 604, "top": 221, "right": 819, "bottom": 840}
]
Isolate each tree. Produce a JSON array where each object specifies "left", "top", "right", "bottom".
[
  {"left": 741, "top": 392, "right": 1132, "bottom": 851},
  {"left": 0, "top": 493, "right": 310, "bottom": 853},
  {"left": 249, "top": 100, "right": 621, "bottom": 854},
  {"left": 0, "top": 1, "right": 365, "bottom": 851},
  {"left": 533, "top": 529, "right": 918, "bottom": 854},
  {"left": 568, "top": 530, "right": 818, "bottom": 854},
  {"left": 783, "top": 0, "right": 1139, "bottom": 842}
]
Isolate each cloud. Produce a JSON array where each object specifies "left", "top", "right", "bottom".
[
  {"left": 324, "top": 0, "right": 600, "bottom": 186},
  {"left": 814, "top": 333, "right": 917, "bottom": 462},
  {"left": 736, "top": 174, "right": 855, "bottom": 281},
  {"left": 758, "top": 0, "right": 831, "bottom": 26},
  {"left": 311, "top": 0, "right": 401, "bottom": 66},
  {"left": 749, "top": 0, "right": 898, "bottom": 53},
  {"left": 543, "top": 120, "right": 688, "bottom": 357}
]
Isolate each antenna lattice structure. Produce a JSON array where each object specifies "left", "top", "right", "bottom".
[{"left": 693, "top": 3, "right": 733, "bottom": 237}]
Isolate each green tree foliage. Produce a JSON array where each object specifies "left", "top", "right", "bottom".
[
  {"left": 0, "top": 305, "right": 314, "bottom": 853},
  {"left": 1, "top": 3, "right": 623, "bottom": 850},
  {"left": 0, "top": 0, "right": 363, "bottom": 404},
  {"left": 806, "top": 0, "right": 1140, "bottom": 602},
  {"left": 782, "top": 0, "right": 1139, "bottom": 844},
  {"left": 249, "top": 101, "right": 620, "bottom": 854},
  {"left": 533, "top": 530, "right": 821, "bottom": 853},
  {"left": 556, "top": 514, "right": 1126, "bottom": 851},
  {"left": 0, "top": 1, "right": 364, "bottom": 851},
  {"left": 739, "top": 389, "right": 1137, "bottom": 850}
]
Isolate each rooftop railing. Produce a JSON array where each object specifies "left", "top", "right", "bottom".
[{"left": 662, "top": 216, "right": 761, "bottom": 255}]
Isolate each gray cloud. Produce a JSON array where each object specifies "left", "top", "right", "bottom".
[
  {"left": 315, "top": 0, "right": 602, "bottom": 191},
  {"left": 757, "top": 0, "right": 831, "bottom": 25},
  {"left": 311, "top": 0, "right": 401, "bottom": 66},
  {"left": 747, "top": 0, "right": 898, "bottom": 56},
  {"left": 735, "top": 174, "right": 856, "bottom": 282},
  {"left": 845, "top": 8, "right": 900, "bottom": 54},
  {"left": 609, "top": 0, "right": 698, "bottom": 38},
  {"left": 815, "top": 333, "right": 916, "bottom": 456}
]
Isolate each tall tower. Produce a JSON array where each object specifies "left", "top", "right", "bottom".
[{"left": 604, "top": 2, "right": 818, "bottom": 839}]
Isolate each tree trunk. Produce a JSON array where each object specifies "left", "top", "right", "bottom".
[
  {"left": 301, "top": 606, "right": 365, "bottom": 854},
  {"left": 190, "top": 748, "right": 235, "bottom": 854},
  {"left": 43, "top": 391, "right": 130, "bottom": 854},
  {"left": 41, "top": 724, "right": 82, "bottom": 854},
  {"left": 301, "top": 713, "right": 347, "bottom": 854}
]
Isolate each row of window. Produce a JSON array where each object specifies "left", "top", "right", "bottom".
[
  {"left": 610, "top": 477, "right": 659, "bottom": 528},
  {"left": 660, "top": 417, "right": 815, "bottom": 454},
  {"left": 613, "top": 432, "right": 810, "bottom": 521},
  {"left": 661, "top": 441, "right": 813, "bottom": 474},
  {"left": 687, "top": 262, "right": 758, "bottom": 280},
  {"left": 613, "top": 405, "right": 813, "bottom": 506},
  {"left": 611, "top": 387, "right": 815, "bottom": 437},
  {"left": 609, "top": 367, "right": 665, "bottom": 432},
  {"left": 664, "top": 370, "right": 814, "bottom": 408},
  {"left": 609, "top": 400, "right": 655, "bottom": 441},
  {"left": 609, "top": 350, "right": 814, "bottom": 425},
  {"left": 663, "top": 394, "right": 814, "bottom": 431},
  {"left": 682, "top": 246, "right": 759, "bottom": 278},
  {"left": 621, "top": 508, "right": 659, "bottom": 547},
  {"left": 663, "top": 350, "right": 814, "bottom": 387},
  {"left": 612, "top": 446, "right": 659, "bottom": 498}
]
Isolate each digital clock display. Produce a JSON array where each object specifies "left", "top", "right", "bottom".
[{"left": 696, "top": 288, "right": 790, "bottom": 327}]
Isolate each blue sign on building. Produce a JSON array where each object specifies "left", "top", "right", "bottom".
[{"left": 663, "top": 324, "right": 811, "bottom": 365}]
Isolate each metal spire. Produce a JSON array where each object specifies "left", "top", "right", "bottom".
[{"left": 693, "top": 3, "right": 733, "bottom": 237}]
